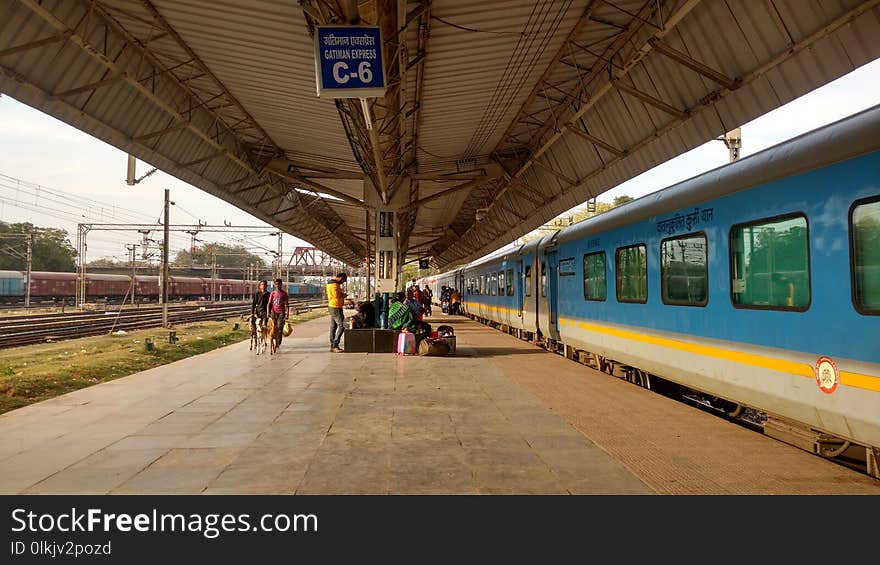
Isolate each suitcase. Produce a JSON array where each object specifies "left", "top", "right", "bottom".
[{"left": 396, "top": 331, "right": 416, "bottom": 355}]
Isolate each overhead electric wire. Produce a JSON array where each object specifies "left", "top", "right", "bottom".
[
  {"left": 0, "top": 172, "right": 156, "bottom": 224},
  {"left": 463, "top": 0, "right": 555, "bottom": 154},
  {"left": 464, "top": 1, "right": 573, "bottom": 156}
]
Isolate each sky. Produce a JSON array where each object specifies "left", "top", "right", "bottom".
[
  {"left": 1, "top": 58, "right": 879, "bottom": 265},
  {"left": 0, "top": 102, "right": 312, "bottom": 267}
]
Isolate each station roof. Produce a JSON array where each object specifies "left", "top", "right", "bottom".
[{"left": 1, "top": 0, "right": 878, "bottom": 268}]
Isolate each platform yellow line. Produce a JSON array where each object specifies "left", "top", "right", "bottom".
[{"left": 463, "top": 301, "right": 879, "bottom": 393}]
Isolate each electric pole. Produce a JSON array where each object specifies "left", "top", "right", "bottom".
[
  {"left": 125, "top": 243, "right": 138, "bottom": 305},
  {"left": 276, "top": 232, "right": 283, "bottom": 280},
  {"left": 161, "top": 189, "right": 170, "bottom": 328},
  {"left": 211, "top": 249, "right": 217, "bottom": 302},
  {"left": 24, "top": 234, "right": 32, "bottom": 308}
]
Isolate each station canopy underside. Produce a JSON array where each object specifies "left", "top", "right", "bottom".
[{"left": 1, "top": 0, "right": 879, "bottom": 268}]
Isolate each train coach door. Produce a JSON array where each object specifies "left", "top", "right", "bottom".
[
  {"left": 515, "top": 260, "right": 524, "bottom": 318},
  {"left": 546, "top": 249, "right": 560, "bottom": 341}
]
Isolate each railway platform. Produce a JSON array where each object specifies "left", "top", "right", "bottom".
[{"left": 0, "top": 315, "right": 878, "bottom": 495}]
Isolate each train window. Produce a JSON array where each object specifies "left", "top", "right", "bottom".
[
  {"left": 583, "top": 252, "right": 606, "bottom": 301},
  {"left": 498, "top": 271, "right": 504, "bottom": 297},
  {"left": 661, "top": 233, "right": 708, "bottom": 306},
  {"left": 730, "top": 214, "right": 810, "bottom": 311},
  {"left": 506, "top": 269, "right": 514, "bottom": 296},
  {"left": 541, "top": 263, "right": 546, "bottom": 297},
  {"left": 851, "top": 197, "right": 880, "bottom": 314},
  {"left": 525, "top": 266, "right": 532, "bottom": 296},
  {"left": 480, "top": 275, "right": 485, "bottom": 295},
  {"left": 616, "top": 244, "right": 647, "bottom": 303}
]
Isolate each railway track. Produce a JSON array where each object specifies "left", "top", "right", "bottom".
[{"left": 0, "top": 300, "right": 327, "bottom": 349}]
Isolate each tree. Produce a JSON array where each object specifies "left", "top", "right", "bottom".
[
  {"left": 87, "top": 258, "right": 129, "bottom": 268},
  {"left": 517, "top": 195, "right": 635, "bottom": 243},
  {"left": 174, "top": 242, "right": 267, "bottom": 269},
  {"left": 613, "top": 195, "right": 635, "bottom": 207},
  {"left": 401, "top": 262, "right": 437, "bottom": 288},
  {"left": 0, "top": 222, "right": 76, "bottom": 272}
]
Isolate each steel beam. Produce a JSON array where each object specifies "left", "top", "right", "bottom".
[
  {"left": 565, "top": 123, "right": 625, "bottom": 156},
  {"left": 52, "top": 73, "right": 126, "bottom": 98},
  {"left": 613, "top": 80, "right": 688, "bottom": 120},
  {"left": 406, "top": 178, "right": 483, "bottom": 209},
  {"left": 0, "top": 33, "right": 69, "bottom": 57},
  {"left": 531, "top": 158, "right": 577, "bottom": 186},
  {"left": 648, "top": 38, "right": 738, "bottom": 90}
]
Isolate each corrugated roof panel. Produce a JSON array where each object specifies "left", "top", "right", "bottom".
[
  {"left": 418, "top": 0, "right": 583, "bottom": 168},
  {"left": 148, "top": 0, "right": 358, "bottom": 171}
]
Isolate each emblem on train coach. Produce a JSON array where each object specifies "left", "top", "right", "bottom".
[{"left": 815, "top": 356, "right": 839, "bottom": 394}]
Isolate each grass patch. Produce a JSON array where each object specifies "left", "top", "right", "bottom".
[{"left": 0, "top": 310, "right": 325, "bottom": 415}]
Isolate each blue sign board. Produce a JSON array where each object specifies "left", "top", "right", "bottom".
[{"left": 314, "top": 26, "right": 385, "bottom": 98}]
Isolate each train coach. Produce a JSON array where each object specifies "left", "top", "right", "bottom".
[
  {"left": 423, "top": 105, "right": 880, "bottom": 472},
  {"left": 0, "top": 272, "right": 262, "bottom": 302}
]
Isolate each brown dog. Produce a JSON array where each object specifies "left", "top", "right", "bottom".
[{"left": 267, "top": 316, "right": 282, "bottom": 355}]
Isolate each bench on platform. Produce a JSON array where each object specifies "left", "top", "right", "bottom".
[{"left": 343, "top": 328, "right": 400, "bottom": 353}]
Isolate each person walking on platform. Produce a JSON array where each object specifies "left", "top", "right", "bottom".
[
  {"left": 251, "top": 280, "right": 271, "bottom": 326},
  {"left": 267, "top": 278, "right": 290, "bottom": 347},
  {"left": 326, "top": 272, "right": 348, "bottom": 352}
]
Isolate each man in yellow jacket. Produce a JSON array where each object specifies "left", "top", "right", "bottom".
[{"left": 326, "top": 272, "right": 348, "bottom": 352}]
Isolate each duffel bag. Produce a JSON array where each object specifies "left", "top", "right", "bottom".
[{"left": 418, "top": 338, "right": 450, "bottom": 356}]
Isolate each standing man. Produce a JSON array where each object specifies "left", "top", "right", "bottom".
[
  {"left": 450, "top": 288, "right": 462, "bottom": 315},
  {"left": 326, "top": 272, "right": 347, "bottom": 352},
  {"left": 267, "top": 278, "right": 289, "bottom": 347}
]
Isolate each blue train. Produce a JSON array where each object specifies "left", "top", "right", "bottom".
[{"left": 421, "top": 105, "right": 880, "bottom": 467}]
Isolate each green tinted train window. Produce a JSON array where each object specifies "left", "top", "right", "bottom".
[
  {"left": 525, "top": 266, "right": 532, "bottom": 296},
  {"left": 616, "top": 245, "right": 647, "bottom": 303},
  {"left": 730, "top": 215, "right": 809, "bottom": 310},
  {"left": 852, "top": 197, "right": 880, "bottom": 314},
  {"left": 661, "top": 233, "right": 708, "bottom": 306},
  {"left": 583, "top": 252, "right": 606, "bottom": 301},
  {"left": 497, "top": 271, "right": 504, "bottom": 296},
  {"left": 506, "top": 269, "right": 514, "bottom": 296}
]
